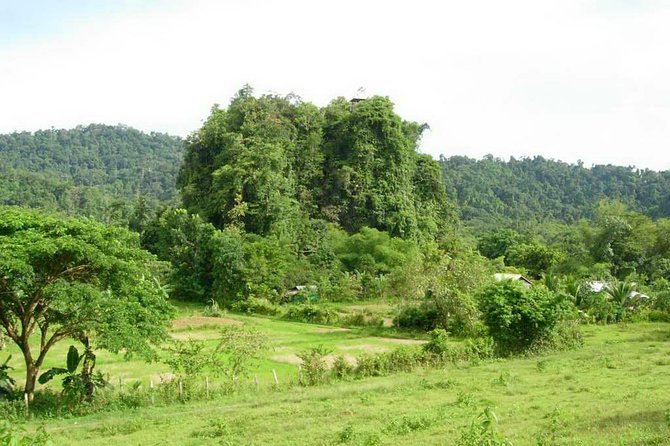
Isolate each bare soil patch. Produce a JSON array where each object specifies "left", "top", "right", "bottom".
[
  {"left": 270, "top": 353, "right": 357, "bottom": 367},
  {"left": 339, "top": 344, "right": 389, "bottom": 353},
  {"left": 373, "top": 337, "right": 426, "bottom": 345},
  {"left": 310, "top": 327, "right": 352, "bottom": 333}
]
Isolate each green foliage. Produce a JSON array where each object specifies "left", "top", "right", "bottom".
[
  {"left": 163, "top": 326, "right": 268, "bottom": 385},
  {"left": 477, "top": 281, "right": 575, "bottom": 355},
  {"left": 477, "top": 229, "right": 526, "bottom": 260},
  {"left": 162, "top": 339, "right": 210, "bottom": 379},
  {"left": 230, "top": 298, "right": 281, "bottom": 316},
  {"left": 38, "top": 345, "right": 106, "bottom": 404},
  {"left": 178, "top": 89, "right": 452, "bottom": 242},
  {"left": 441, "top": 154, "right": 670, "bottom": 228},
  {"left": 506, "top": 243, "right": 564, "bottom": 279},
  {"left": 394, "top": 304, "right": 440, "bottom": 331},
  {"left": 0, "top": 421, "right": 53, "bottom": 446},
  {"left": 456, "top": 407, "right": 512, "bottom": 446},
  {"left": 603, "top": 280, "right": 647, "bottom": 322},
  {"left": 0, "top": 206, "right": 174, "bottom": 399},
  {"left": 423, "top": 329, "right": 451, "bottom": 357},
  {"left": 0, "top": 356, "right": 15, "bottom": 399},
  {"left": 0, "top": 124, "right": 183, "bottom": 223},
  {"left": 142, "top": 208, "right": 245, "bottom": 303},
  {"left": 298, "top": 346, "right": 331, "bottom": 386},
  {"left": 215, "top": 325, "right": 269, "bottom": 381},
  {"left": 282, "top": 304, "right": 339, "bottom": 325},
  {"left": 334, "top": 227, "right": 418, "bottom": 276},
  {"left": 415, "top": 249, "right": 490, "bottom": 336}
]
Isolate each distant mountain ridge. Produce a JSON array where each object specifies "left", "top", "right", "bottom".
[
  {"left": 0, "top": 124, "right": 183, "bottom": 221},
  {"left": 439, "top": 155, "right": 670, "bottom": 231},
  {"left": 2, "top": 123, "right": 669, "bottom": 232}
]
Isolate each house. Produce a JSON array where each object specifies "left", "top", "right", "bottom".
[
  {"left": 286, "top": 285, "right": 318, "bottom": 297},
  {"left": 284, "top": 285, "right": 319, "bottom": 304},
  {"left": 493, "top": 273, "right": 533, "bottom": 288},
  {"left": 586, "top": 280, "right": 650, "bottom": 300}
]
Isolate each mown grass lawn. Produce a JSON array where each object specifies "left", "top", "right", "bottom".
[{"left": 14, "top": 322, "right": 670, "bottom": 445}]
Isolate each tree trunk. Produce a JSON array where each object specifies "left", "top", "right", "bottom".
[{"left": 24, "top": 363, "right": 38, "bottom": 402}]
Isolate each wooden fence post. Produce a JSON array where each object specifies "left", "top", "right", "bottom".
[
  {"left": 272, "top": 369, "right": 279, "bottom": 386},
  {"left": 205, "top": 376, "right": 210, "bottom": 399},
  {"left": 150, "top": 379, "right": 155, "bottom": 405}
]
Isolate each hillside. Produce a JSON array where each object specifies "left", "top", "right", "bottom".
[
  {"left": 0, "top": 124, "right": 183, "bottom": 221},
  {"left": 440, "top": 155, "right": 670, "bottom": 231}
]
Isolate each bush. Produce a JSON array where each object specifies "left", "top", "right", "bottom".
[
  {"left": 645, "top": 309, "right": 670, "bottom": 323},
  {"left": 579, "top": 291, "right": 616, "bottom": 323},
  {"left": 456, "top": 408, "right": 512, "bottom": 446},
  {"left": 0, "top": 355, "right": 15, "bottom": 400},
  {"left": 230, "top": 298, "right": 280, "bottom": 316},
  {"left": 203, "top": 299, "right": 225, "bottom": 317},
  {"left": 386, "top": 347, "right": 424, "bottom": 372},
  {"left": 423, "top": 329, "right": 451, "bottom": 357},
  {"left": 0, "top": 421, "right": 53, "bottom": 446},
  {"left": 340, "top": 311, "right": 384, "bottom": 327},
  {"left": 355, "top": 353, "right": 391, "bottom": 377},
  {"left": 298, "top": 346, "right": 331, "bottom": 386},
  {"left": 463, "top": 336, "right": 496, "bottom": 361},
  {"left": 477, "top": 281, "right": 574, "bottom": 355},
  {"left": 394, "top": 304, "right": 440, "bottom": 331},
  {"left": 332, "top": 356, "right": 355, "bottom": 380},
  {"left": 282, "top": 304, "right": 339, "bottom": 325}
]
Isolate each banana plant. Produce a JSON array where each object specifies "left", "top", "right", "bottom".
[
  {"left": 38, "top": 344, "right": 105, "bottom": 402},
  {"left": 38, "top": 345, "right": 82, "bottom": 386}
]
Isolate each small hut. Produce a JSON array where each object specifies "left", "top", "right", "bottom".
[{"left": 493, "top": 273, "right": 533, "bottom": 288}]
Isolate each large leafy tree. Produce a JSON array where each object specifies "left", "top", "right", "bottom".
[
  {"left": 0, "top": 206, "right": 174, "bottom": 400},
  {"left": 177, "top": 88, "right": 452, "bottom": 243},
  {"left": 142, "top": 208, "right": 246, "bottom": 303}
]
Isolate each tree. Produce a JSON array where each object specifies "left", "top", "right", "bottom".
[
  {"left": 477, "top": 281, "right": 571, "bottom": 354},
  {"left": 0, "top": 206, "right": 174, "bottom": 400},
  {"left": 142, "top": 208, "right": 247, "bottom": 303}
]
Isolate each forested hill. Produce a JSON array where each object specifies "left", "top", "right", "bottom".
[
  {"left": 440, "top": 155, "right": 670, "bottom": 230},
  {"left": 0, "top": 124, "right": 183, "bottom": 222}
]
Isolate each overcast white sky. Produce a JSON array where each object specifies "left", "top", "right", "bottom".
[{"left": 1, "top": 0, "right": 669, "bottom": 169}]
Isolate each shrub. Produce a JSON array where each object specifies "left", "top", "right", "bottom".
[
  {"left": 463, "top": 336, "right": 496, "bottom": 361},
  {"left": 298, "top": 346, "right": 331, "bottom": 386},
  {"left": 355, "top": 353, "right": 391, "bottom": 377},
  {"left": 645, "top": 309, "right": 670, "bottom": 323},
  {"left": 282, "top": 304, "right": 339, "bottom": 325},
  {"left": 0, "top": 421, "right": 53, "bottom": 446},
  {"left": 332, "top": 356, "right": 355, "bottom": 380},
  {"left": 340, "top": 311, "right": 384, "bottom": 327},
  {"left": 203, "top": 299, "right": 225, "bottom": 317},
  {"left": 579, "top": 291, "right": 616, "bottom": 323},
  {"left": 477, "top": 281, "right": 574, "bottom": 355},
  {"left": 394, "top": 304, "right": 440, "bottom": 331},
  {"left": 386, "top": 347, "right": 424, "bottom": 372},
  {"left": 423, "top": 329, "right": 451, "bottom": 357},
  {"left": 230, "top": 297, "right": 280, "bottom": 316},
  {"left": 0, "top": 355, "right": 15, "bottom": 400},
  {"left": 456, "top": 407, "right": 512, "bottom": 446}
]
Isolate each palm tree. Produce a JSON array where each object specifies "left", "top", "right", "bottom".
[{"left": 604, "top": 281, "right": 639, "bottom": 322}]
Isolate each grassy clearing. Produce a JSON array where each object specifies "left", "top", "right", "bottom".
[
  {"left": 2, "top": 303, "right": 428, "bottom": 389},
  {"left": 13, "top": 322, "right": 670, "bottom": 445}
]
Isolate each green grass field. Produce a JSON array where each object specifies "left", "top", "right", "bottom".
[{"left": 5, "top": 306, "right": 668, "bottom": 445}]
